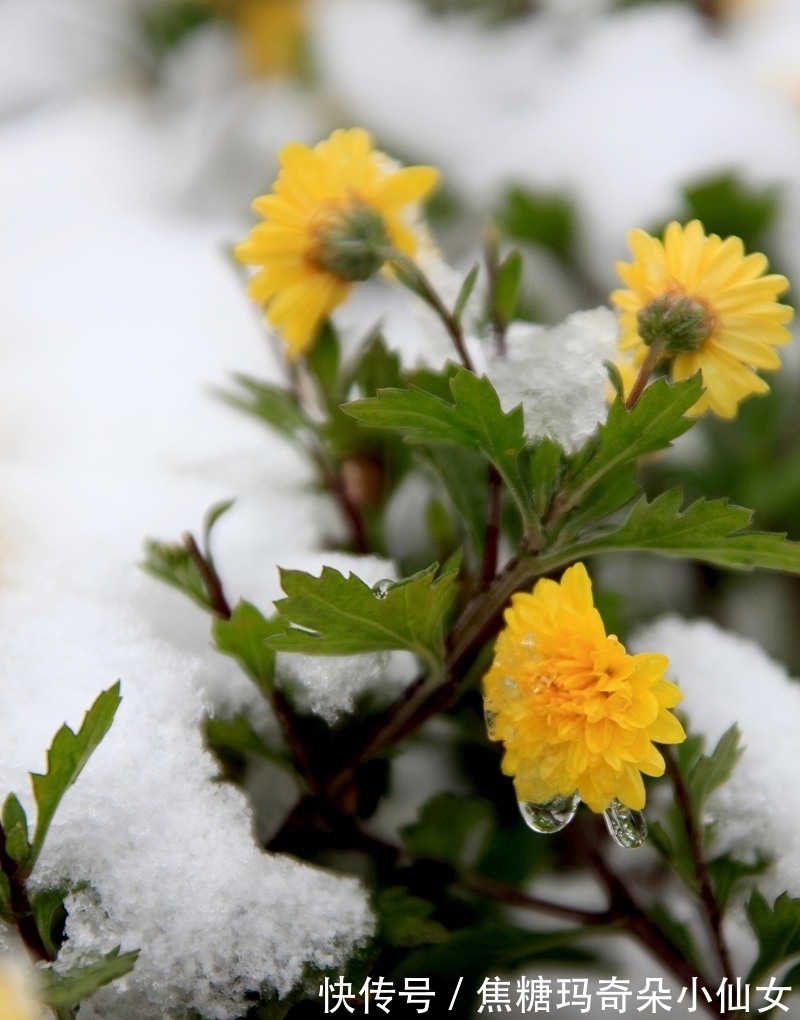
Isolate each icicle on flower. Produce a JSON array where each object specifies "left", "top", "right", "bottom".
[
  {"left": 235, "top": 128, "right": 439, "bottom": 359},
  {"left": 483, "top": 563, "right": 685, "bottom": 846},
  {"left": 611, "top": 220, "right": 793, "bottom": 417}
]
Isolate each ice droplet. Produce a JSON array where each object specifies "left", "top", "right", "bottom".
[
  {"left": 372, "top": 579, "right": 393, "bottom": 599},
  {"left": 519, "top": 792, "right": 580, "bottom": 834},
  {"left": 603, "top": 798, "right": 648, "bottom": 849}
]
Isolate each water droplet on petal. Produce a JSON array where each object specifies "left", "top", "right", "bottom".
[
  {"left": 603, "top": 798, "right": 647, "bottom": 849},
  {"left": 519, "top": 792, "right": 580, "bottom": 834},
  {"left": 372, "top": 579, "right": 393, "bottom": 599}
]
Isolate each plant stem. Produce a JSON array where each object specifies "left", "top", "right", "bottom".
[
  {"left": 460, "top": 870, "right": 615, "bottom": 927},
  {"left": 391, "top": 252, "right": 476, "bottom": 373},
  {"left": 183, "top": 532, "right": 232, "bottom": 619},
  {"left": 624, "top": 343, "right": 664, "bottom": 410},
  {"left": 480, "top": 466, "right": 503, "bottom": 588},
  {"left": 572, "top": 822, "right": 723, "bottom": 1016},
  {"left": 664, "top": 748, "right": 735, "bottom": 983}
]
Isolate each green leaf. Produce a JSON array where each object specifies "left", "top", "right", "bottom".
[
  {"left": 562, "top": 375, "right": 702, "bottom": 517},
  {"left": 345, "top": 368, "right": 538, "bottom": 535},
  {"left": 204, "top": 714, "right": 298, "bottom": 782},
  {"left": 453, "top": 263, "right": 480, "bottom": 324},
  {"left": 708, "top": 853, "right": 769, "bottom": 911},
  {"left": 746, "top": 892, "right": 800, "bottom": 983},
  {"left": 38, "top": 946, "right": 139, "bottom": 1007},
  {"left": 0, "top": 870, "right": 12, "bottom": 921},
  {"left": 267, "top": 562, "right": 459, "bottom": 675},
  {"left": 682, "top": 172, "right": 779, "bottom": 253},
  {"left": 499, "top": 186, "right": 576, "bottom": 263},
  {"left": 2, "top": 794, "right": 30, "bottom": 870},
  {"left": 212, "top": 601, "right": 283, "bottom": 697},
  {"left": 688, "top": 725, "right": 744, "bottom": 815},
  {"left": 374, "top": 887, "right": 449, "bottom": 948},
  {"left": 493, "top": 249, "right": 522, "bottom": 327},
  {"left": 215, "top": 374, "right": 314, "bottom": 447},
  {"left": 29, "top": 684, "right": 122, "bottom": 871},
  {"left": 141, "top": 538, "right": 213, "bottom": 613},
  {"left": 426, "top": 446, "right": 488, "bottom": 562},
  {"left": 542, "top": 488, "right": 800, "bottom": 573},
  {"left": 647, "top": 903, "right": 704, "bottom": 975},
  {"left": 392, "top": 924, "right": 593, "bottom": 983},
  {"left": 526, "top": 439, "right": 563, "bottom": 520},
  {"left": 401, "top": 793, "right": 492, "bottom": 869},
  {"left": 31, "top": 887, "right": 67, "bottom": 959},
  {"left": 306, "top": 322, "right": 340, "bottom": 397}
]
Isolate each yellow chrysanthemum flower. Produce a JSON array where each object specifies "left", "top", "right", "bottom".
[
  {"left": 611, "top": 220, "right": 793, "bottom": 417},
  {"left": 483, "top": 563, "right": 685, "bottom": 815},
  {"left": 235, "top": 128, "right": 439, "bottom": 359},
  {"left": 0, "top": 958, "right": 44, "bottom": 1020}
]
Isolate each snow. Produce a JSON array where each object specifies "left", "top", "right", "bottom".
[
  {"left": 631, "top": 616, "right": 800, "bottom": 900},
  {"left": 486, "top": 307, "right": 619, "bottom": 450}
]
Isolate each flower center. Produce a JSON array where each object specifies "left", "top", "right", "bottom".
[
  {"left": 637, "top": 290, "right": 716, "bottom": 354},
  {"left": 308, "top": 200, "right": 392, "bottom": 282}
]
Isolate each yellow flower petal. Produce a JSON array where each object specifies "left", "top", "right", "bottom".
[
  {"left": 611, "top": 220, "right": 794, "bottom": 418},
  {"left": 483, "top": 563, "right": 685, "bottom": 814}
]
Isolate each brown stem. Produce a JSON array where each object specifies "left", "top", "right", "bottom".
[
  {"left": 272, "top": 688, "right": 321, "bottom": 797},
  {"left": 183, "top": 533, "right": 232, "bottom": 619},
  {"left": 323, "top": 464, "right": 370, "bottom": 555},
  {"left": 664, "top": 749, "right": 735, "bottom": 983},
  {"left": 572, "top": 823, "right": 722, "bottom": 1016},
  {"left": 480, "top": 466, "right": 502, "bottom": 589},
  {"left": 460, "top": 870, "right": 614, "bottom": 927},
  {"left": 624, "top": 344, "right": 664, "bottom": 410}
]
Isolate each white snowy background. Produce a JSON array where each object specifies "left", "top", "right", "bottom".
[{"left": 1, "top": 0, "right": 800, "bottom": 1016}]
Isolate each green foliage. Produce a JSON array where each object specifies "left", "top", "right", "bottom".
[
  {"left": 141, "top": 537, "right": 214, "bottom": 612},
  {"left": 139, "top": 1, "right": 214, "bottom": 56},
  {"left": 492, "top": 249, "right": 523, "bottom": 328},
  {"left": 687, "top": 725, "right": 744, "bottom": 816},
  {"left": 425, "top": 445, "right": 489, "bottom": 562},
  {"left": 746, "top": 892, "right": 800, "bottom": 983},
  {"left": 212, "top": 600, "right": 283, "bottom": 696},
  {"left": 267, "top": 561, "right": 459, "bottom": 674},
  {"left": 374, "top": 887, "right": 449, "bottom": 947},
  {"left": 31, "top": 887, "right": 68, "bottom": 960},
  {"left": 38, "top": 947, "right": 140, "bottom": 1008},
  {"left": 30, "top": 683, "right": 122, "bottom": 872},
  {"left": 542, "top": 489, "right": 800, "bottom": 573},
  {"left": 401, "top": 793, "right": 492, "bottom": 869},
  {"left": 498, "top": 186, "right": 576, "bottom": 263},
  {"left": 708, "top": 853, "right": 769, "bottom": 912},
  {"left": 216, "top": 375, "right": 314, "bottom": 450},
  {"left": 345, "top": 367, "right": 539, "bottom": 536},
  {"left": 681, "top": 172, "right": 779, "bottom": 255},
  {"left": 2, "top": 794, "right": 30, "bottom": 868},
  {"left": 392, "top": 924, "right": 594, "bottom": 983},
  {"left": 560, "top": 375, "right": 702, "bottom": 523},
  {"left": 453, "top": 262, "right": 481, "bottom": 323}
]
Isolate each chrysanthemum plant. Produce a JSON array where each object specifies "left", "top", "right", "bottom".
[{"left": 144, "top": 129, "right": 800, "bottom": 1016}]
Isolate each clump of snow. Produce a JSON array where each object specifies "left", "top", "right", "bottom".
[
  {"left": 631, "top": 616, "right": 800, "bottom": 899},
  {"left": 0, "top": 585, "right": 373, "bottom": 1020},
  {"left": 275, "top": 554, "right": 417, "bottom": 722},
  {"left": 486, "top": 307, "right": 618, "bottom": 450}
]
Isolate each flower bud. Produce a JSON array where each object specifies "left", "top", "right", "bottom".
[
  {"left": 636, "top": 292, "right": 715, "bottom": 354},
  {"left": 309, "top": 204, "right": 391, "bottom": 282}
]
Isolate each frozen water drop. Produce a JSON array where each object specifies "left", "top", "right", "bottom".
[
  {"left": 603, "top": 798, "right": 647, "bottom": 849},
  {"left": 519, "top": 792, "right": 580, "bottom": 834},
  {"left": 372, "top": 579, "right": 393, "bottom": 599}
]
